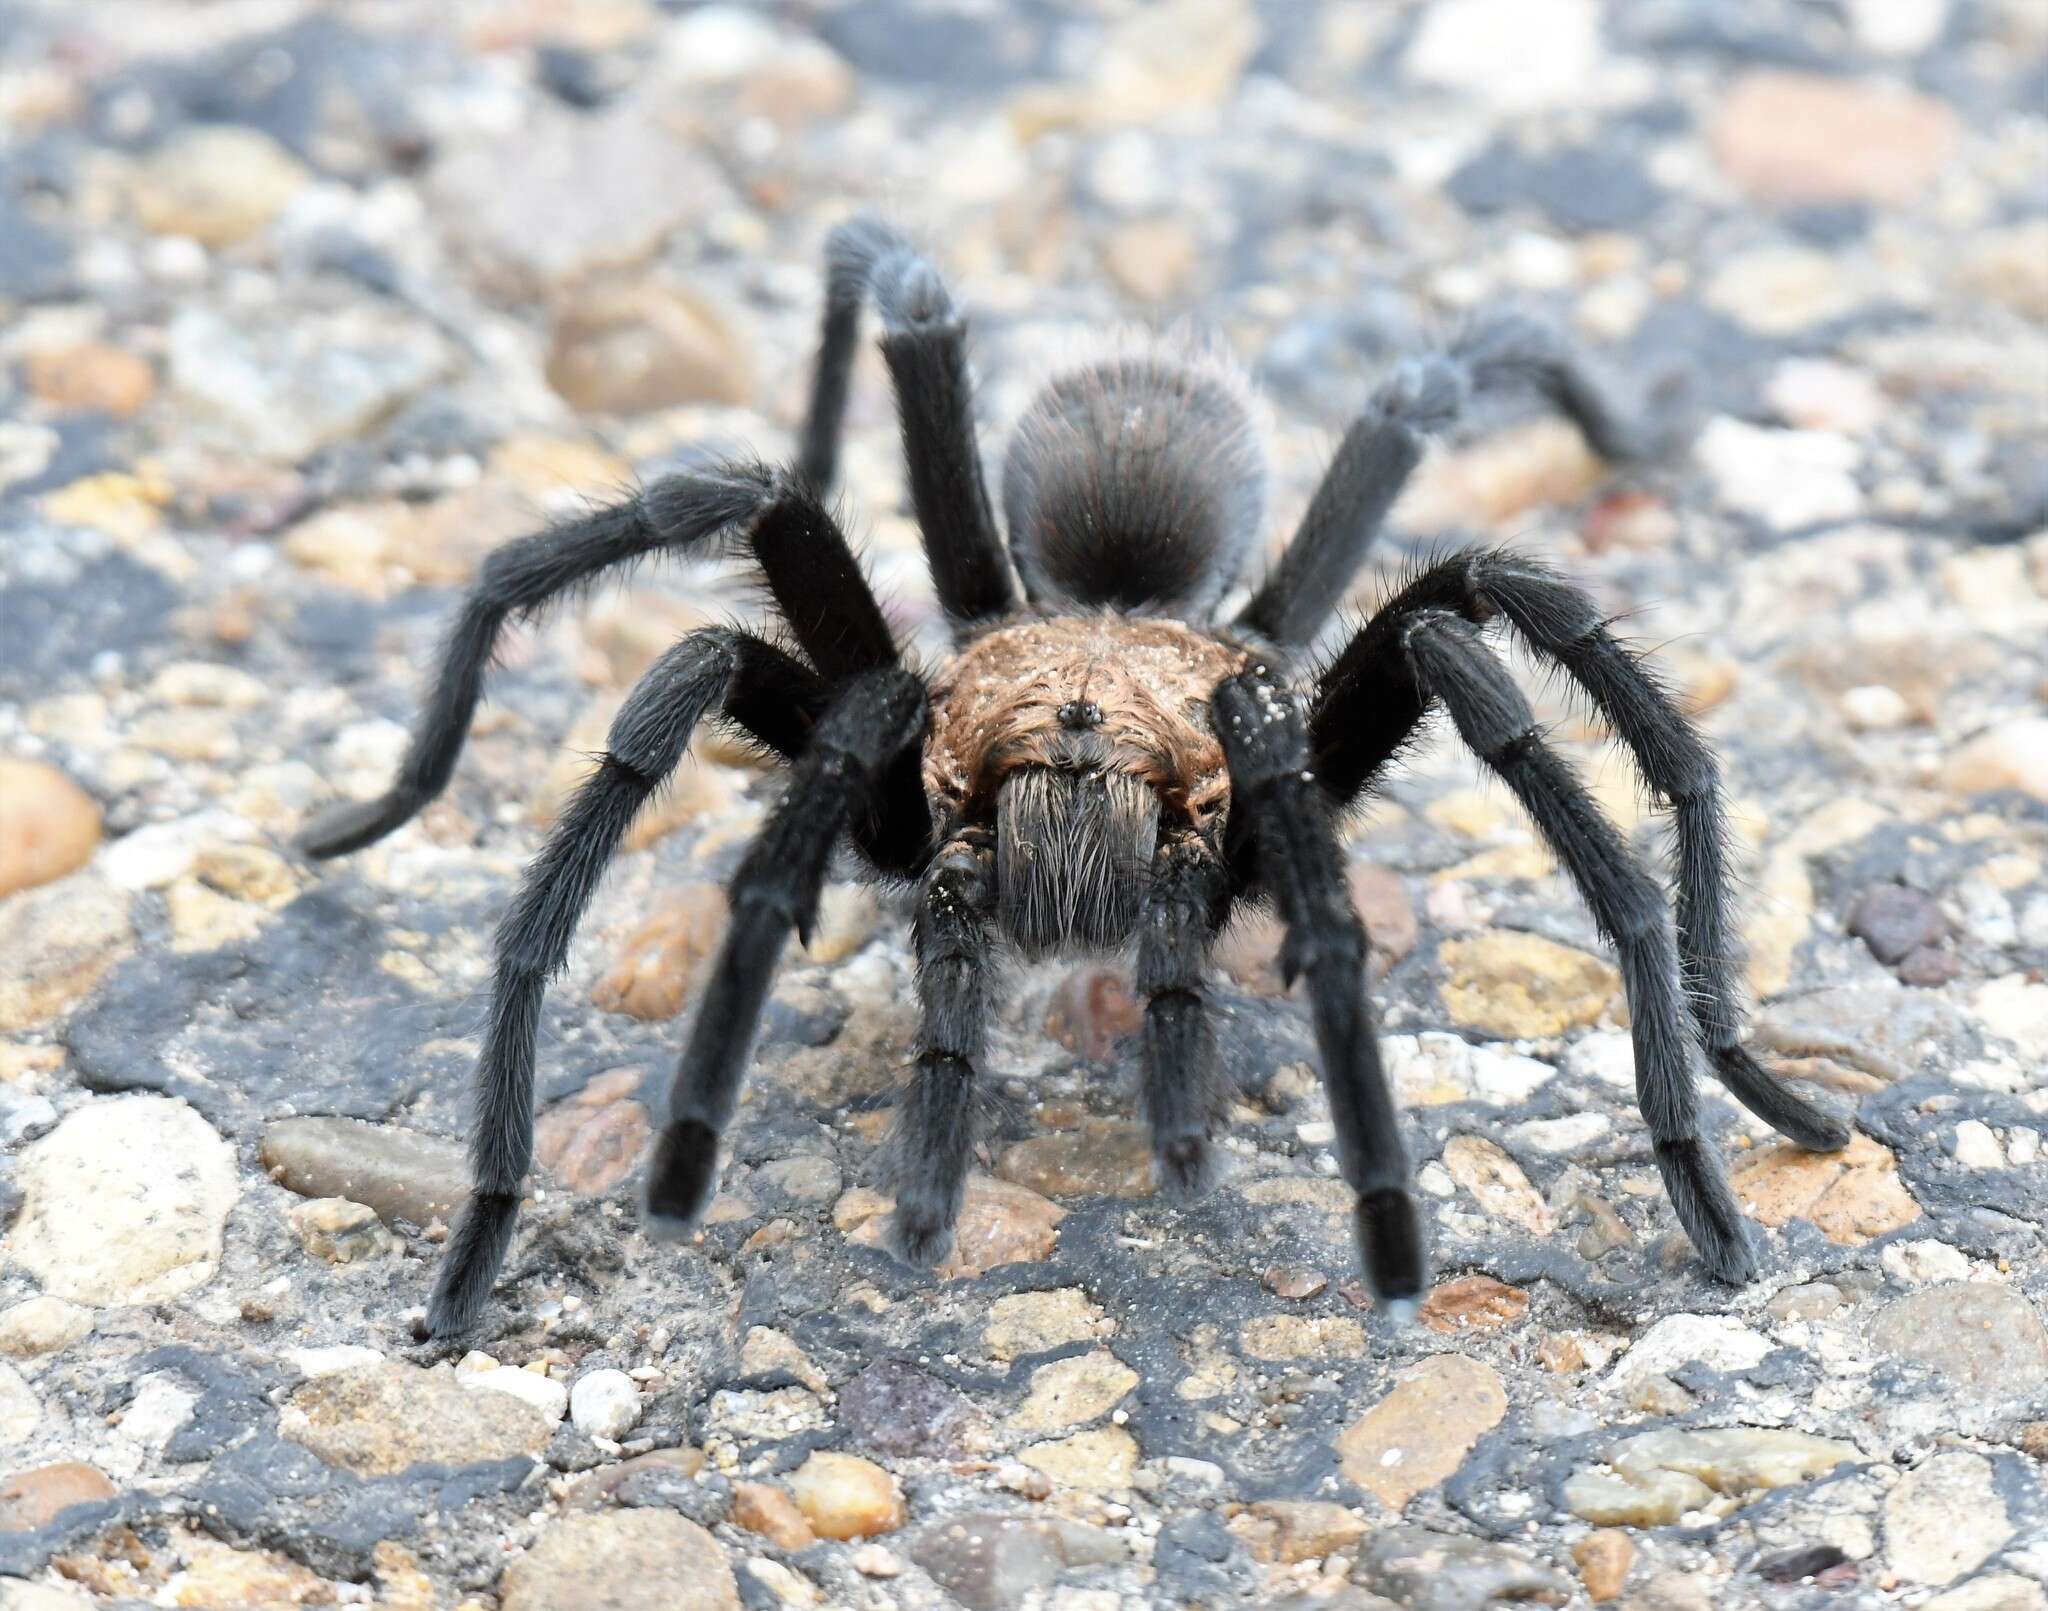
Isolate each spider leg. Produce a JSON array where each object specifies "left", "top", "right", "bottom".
[
  {"left": 798, "top": 216, "right": 1018, "bottom": 627},
  {"left": 1395, "top": 610, "right": 1754, "bottom": 1282},
  {"left": 888, "top": 827, "right": 999, "bottom": 1266},
  {"left": 644, "top": 667, "right": 931, "bottom": 1235},
  {"left": 1312, "top": 550, "right": 1848, "bottom": 1152},
  {"left": 1137, "top": 828, "right": 1232, "bottom": 1198},
  {"left": 1212, "top": 666, "right": 1426, "bottom": 1315},
  {"left": 422, "top": 628, "right": 827, "bottom": 1338},
  {"left": 297, "top": 465, "right": 907, "bottom": 862},
  {"left": 1236, "top": 313, "right": 1682, "bottom": 648}
]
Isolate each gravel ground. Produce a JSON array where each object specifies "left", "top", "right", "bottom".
[{"left": 2, "top": 1, "right": 2046, "bottom": 1607}]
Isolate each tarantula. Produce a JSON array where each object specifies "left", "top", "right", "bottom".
[{"left": 298, "top": 218, "right": 1849, "bottom": 1338}]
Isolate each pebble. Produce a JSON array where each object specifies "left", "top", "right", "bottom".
[
  {"left": 260, "top": 1116, "right": 470, "bottom": 1227},
  {"left": 1018, "top": 1425, "right": 1140, "bottom": 1490},
  {"left": 1009, "top": 1349, "right": 1139, "bottom": 1433},
  {"left": 1696, "top": 418, "right": 1861, "bottom": 530},
  {"left": 838, "top": 1359, "right": 979, "bottom": 1458},
  {"left": 1239, "top": 1314, "right": 1366, "bottom": 1362},
  {"left": 1866, "top": 1283, "right": 2048, "bottom": 1394},
  {"left": 1404, "top": 0, "right": 1601, "bottom": 112},
  {"left": 592, "top": 884, "right": 731, "bottom": 1020},
  {"left": 1383, "top": 1032, "right": 1554, "bottom": 1106},
  {"left": 1849, "top": 883, "right": 1949, "bottom": 965},
  {"left": 287, "top": 1196, "right": 398, "bottom": 1264},
  {"left": 0, "top": 1461, "right": 114, "bottom": 1531},
  {"left": 1729, "top": 1134, "right": 1922, "bottom": 1247},
  {"left": 1336, "top": 1355, "right": 1508, "bottom": 1507},
  {"left": 0, "top": 1294, "right": 93, "bottom": 1357},
  {"left": 1922, "top": 1580, "right": 2048, "bottom": 1611},
  {"left": 985, "top": 1288, "right": 1110, "bottom": 1360},
  {"left": 500, "top": 1511, "right": 739, "bottom": 1611},
  {"left": 1438, "top": 932, "right": 1620, "bottom": 1039},
  {"left": 1766, "top": 359, "right": 1886, "bottom": 435},
  {"left": 1945, "top": 718, "right": 2048, "bottom": 802},
  {"left": 545, "top": 278, "right": 752, "bottom": 415},
  {"left": 1606, "top": 1314, "right": 1770, "bottom": 1396},
  {"left": 1880, "top": 1239, "right": 1971, "bottom": 1285},
  {"left": 1103, "top": 218, "right": 1197, "bottom": 302},
  {"left": 7, "top": 1094, "right": 236, "bottom": 1304},
  {"left": 1574, "top": 1530, "right": 1633, "bottom": 1602},
  {"left": 569, "top": 1368, "right": 642, "bottom": 1440},
  {"left": 911, "top": 1515, "right": 1125, "bottom": 1611},
  {"left": 731, "top": 1481, "right": 815, "bottom": 1550},
  {"left": 1043, "top": 967, "right": 1143, "bottom": 1061},
  {"left": 0, "top": 872, "right": 133, "bottom": 1031},
  {"left": 130, "top": 125, "right": 310, "bottom": 247},
  {"left": 1884, "top": 1451, "right": 2013, "bottom": 1586},
  {"left": 1418, "top": 1275, "right": 1530, "bottom": 1336},
  {"left": 1710, "top": 71, "right": 1959, "bottom": 204},
  {"left": 1232, "top": 1499, "right": 1367, "bottom": 1564},
  {"left": 785, "top": 1451, "right": 907, "bottom": 1540},
  {"left": 0, "top": 1360, "right": 39, "bottom": 1441},
  {"left": 535, "top": 1069, "right": 651, "bottom": 1195},
  {"left": 1359, "top": 1526, "right": 1569, "bottom": 1611},
  {"left": 996, "top": 1119, "right": 1155, "bottom": 1199},
  {"left": 1704, "top": 246, "right": 1865, "bottom": 335},
  {"left": 284, "top": 1362, "right": 553, "bottom": 1476},
  {"left": 168, "top": 303, "right": 450, "bottom": 464},
  {"left": 1564, "top": 1429, "right": 1860, "bottom": 1525},
  {"left": 0, "top": 760, "right": 101, "bottom": 899},
  {"left": 1440, "top": 1136, "right": 1551, "bottom": 1232},
  {"left": 22, "top": 341, "right": 155, "bottom": 417}
]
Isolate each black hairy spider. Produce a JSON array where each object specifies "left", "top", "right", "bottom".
[{"left": 297, "top": 218, "right": 1850, "bottom": 1338}]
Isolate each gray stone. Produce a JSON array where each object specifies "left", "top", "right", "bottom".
[
  {"left": 262, "top": 1116, "right": 470, "bottom": 1228},
  {"left": 1883, "top": 1451, "right": 2013, "bottom": 1586},
  {"left": 1358, "top": 1526, "right": 1571, "bottom": 1611},
  {"left": 1866, "top": 1283, "right": 2048, "bottom": 1393},
  {"left": 911, "top": 1514, "right": 1126, "bottom": 1611}
]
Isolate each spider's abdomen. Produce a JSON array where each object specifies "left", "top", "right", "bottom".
[
  {"left": 1002, "top": 350, "right": 1266, "bottom": 614},
  {"left": 927, "top": 616, "right": 1248, "bottom": 955}
]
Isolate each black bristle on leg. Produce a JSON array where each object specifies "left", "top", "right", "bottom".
[
  {"left": 1135, "top": 830, "right": 1230, "bottom": 1199},
  {"left": 1711, "top": 1044, "right": 1850, "bottom": 1152},
  {"left": 1391, "top": 609, "right": 1759, "bottom": 1285},
  {"left": 1211, "top": 666, "right": 1427, "bottom": 1312},
  {"left": 1355, "top": 1188, "right": 1427, "bottom": 1318},
  {"left": 422, "top": 1192, "right": 520, "bottom": 1339},
  {"left": 643, "top": 1120, "right": 722, "bottom": 1236},
  {"left": 646, "top": 669, "right": 931, "bottom": 1242},
  {"left": 888, "top": 830, "right": 998, "bottom": 1267}
]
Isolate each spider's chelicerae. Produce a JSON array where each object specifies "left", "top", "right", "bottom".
[{"left": 299, "top": 218, "right": 1850, "bottom": 1338}]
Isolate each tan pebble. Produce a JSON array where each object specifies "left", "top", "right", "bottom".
[
  {"left": 0, "top": 760, "right": 101, "bottom": 898},
  {"left": 731, "top": 1481, "right": 816, "bottom": 1550},
  {"left": 785, "top": 1451, "right": 906, "bottom": 1540},
  {"left": 1574, "top": 1528, "right": 1634, "bottom": 1601}
]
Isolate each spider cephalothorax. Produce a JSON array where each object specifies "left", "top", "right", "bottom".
[{"left": 297, "top": 217, "right": 1850, "bottom": 1338}]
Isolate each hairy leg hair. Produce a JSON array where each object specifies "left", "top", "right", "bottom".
[
  {"left": 889, "top": 827, "right": 1000, "bottom": 1265},
  {"left": 1398, "top": 610, "right": 1754, "bottom": 1282},
  {"left": 422, "top": 628, "right": 826, "bottom": 1337},
  {"left": 1310, "top": 549, "right": 1847, "bottom": 1152},
  {"left": 1212, "top": 665, "right": 1426, "bottom": 1314},
  {"left": 297, "top": 464, "right": 907, "bottom": 862},
  {"left": 1137, "top": 828, "right": 1232, "bottom": 1197},
  {"left": 799, "top": 215, "right": 1017, "bottom": 628},
  {"left": 1236, "top": 312, "right": 1685, "bottom": 648},
  {"left": 644, "top": 668, "right": 931, "bottom": 1236}
]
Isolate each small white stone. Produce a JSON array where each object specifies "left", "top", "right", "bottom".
[
  {"left": 2008, "top": 1128, "right": 2040, "bottom": 1167},
  {"left": 1841, "top": 684, "right": 1912, "bottom": 732},
  {"left": 1881, "top": 1239, "right": 1972, "bottom": 1286},
  {"left": 1845, "top": 0, "right": 1947, "bottom": 54},
  {"left": 462, "top": 1364, "right": 569, "bottom": 1422},
  {"left": 1696, "top": 417, "right": 1862, "bottom": 530},
  {"left": 849, "top": 1543, "right": 903, "bottom": 1578},
  {"left": 569, "top": 1368, "right": 641, "bottom": 1441},
  {"left": 1566, "top": 1031, "right": 1637, "bottom": 1091},
  {"left": 1953, "top": 1120, "right": 2005, "bottom": 1170},
  {"left": 289, "top": 1344, "right": 384, "bottom": 1378},
  {"left": 1505, "top": 1113, "right": 1611, "bottom": 1154},
  {"left": 1606, "top": 1314, "right": 1771, "bottom": 1396},
  {"left": 1406, "top": 0, "right": 1602, "bottom": 112}
]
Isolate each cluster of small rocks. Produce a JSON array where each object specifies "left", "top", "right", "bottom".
[{"left": 1, "top": 0, "right": 2044, "bottom": 1607}]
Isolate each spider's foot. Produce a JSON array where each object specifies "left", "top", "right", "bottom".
[
  {"left": 422, "top": 1191, "right": 519, "bottom": 1338},
  {"left": 1353, "top": 1187, "right": 1427, "bottom": 1321},
  {"left": 1712, "top": 1045, "right": 1853, "bottom": 1154},
  {"left": 885, "top": 1205, "right": 956, "bottom": 1269},
  {"left": 1653, "top": 1138, "right": 1759, "bottom": 1286},
  {"left": 643, "top": 1120, "right": 719, "bottom": 1240},
  {"left": 295, "top": 794, "right": 415, "bottom": 860},
  {"left": 1152, "top": 1134, "right": 1217, "bottom": 1202}
]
